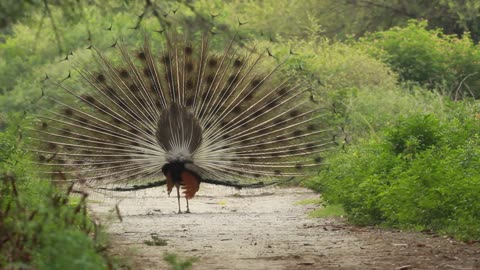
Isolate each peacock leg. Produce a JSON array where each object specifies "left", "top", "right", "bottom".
[
  {"left": 185, "top": 198, "right": 190, "bottom": 213},
  {"left": 176, "top": 185, "right": 182, "bottom": 214}
]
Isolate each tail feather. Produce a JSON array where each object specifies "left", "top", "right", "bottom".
[{"left": 29, "top": 27, "right": 336, "bottom": 186}]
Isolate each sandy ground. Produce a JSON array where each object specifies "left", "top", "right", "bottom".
[{"left": 88, "top": 184, "right": 480, "bottom": 270}]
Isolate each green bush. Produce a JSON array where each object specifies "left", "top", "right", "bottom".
[
  {"left": 0, "top": 114, "right": 116, "bottom": 269},
  {"left": 385, "top": 114, "right": 443, "bottom": 155},
  {"left": 358, "top": 20, "right": 480, "bottom": 98},
  {"left": 306, "top": 106, "right": 480, "bottom": 241}
]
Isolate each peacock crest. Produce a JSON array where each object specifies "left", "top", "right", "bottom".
[{"left": 29, "top": 26, "right": 337, "bottom": 213}]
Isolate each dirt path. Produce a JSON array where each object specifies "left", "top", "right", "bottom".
[{"left": 89, "top": 185, "right": 480, "bottom": 270}]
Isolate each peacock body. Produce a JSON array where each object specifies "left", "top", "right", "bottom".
[{"left": 30, "top": 27, "right": 336, "bottom": 213}]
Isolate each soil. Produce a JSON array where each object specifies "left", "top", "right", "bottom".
[{"left": 88, "top": 184, "right": 480, "bottom": 270}]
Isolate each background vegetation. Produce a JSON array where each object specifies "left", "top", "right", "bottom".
[{"left": 1, "top": 0, "right": 480, "bottom": 268}]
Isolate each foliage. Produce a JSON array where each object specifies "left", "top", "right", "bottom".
[
  {"left": 310, "top": 0, "right": 480, "bottom": 42},
  {"left": 358, "top": 20, "right": 480, "bottom": 98},
  {"left": 0, "top": 114, "right": 119, "bottom": 269},
  {"left": 308, "top": 204, "right": 345, "bottom": 219},
  {"left": 306, "top": 105, "right": 480, "bottom": 241},
  {"left": 163, "top": 253, "right": 197, "bottom": 270},
  {"left": 191, "top": 0, "right": 480, "bottom": 43},
  {"left": 1, "top": 0, "right": 480, "bottom": 253},
  {"left": 144, "top": 233, "right": 168, "bottom": 246},
  {"left": 332, "top": 85, "right": 446, "bottom": 141}
]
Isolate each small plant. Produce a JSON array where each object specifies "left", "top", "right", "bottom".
[
  {"left": 143, "top": 233, "right": 168, "bottom": 246},
  {"left": 163, "top": 253, "right": 197, "bottom": 270},
  {"left": 309, "top": 204, "right": 345, "bottom": 218}
]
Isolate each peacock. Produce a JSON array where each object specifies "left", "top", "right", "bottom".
[{"left": 29, "top": 26, "right": 337, "bottom": 213}]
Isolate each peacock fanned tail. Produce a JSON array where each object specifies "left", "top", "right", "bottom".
[{"left": 28, "top": 28, "right": 337, "bottom": 210}]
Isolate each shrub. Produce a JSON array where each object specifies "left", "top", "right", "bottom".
[
  {"left": 384, "top": 114, "right": 443, "bottom": 155},
  {"left": 0, "top": 114, "right": 116, "bottom": 269},
  {"left": 306, "top": 107, "right": 480, "bottom": 241},
  {"left": 358, "top": 20, "right": 480, "bottom": 99}
]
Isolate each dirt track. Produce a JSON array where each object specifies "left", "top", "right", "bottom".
[{"left": 88, "top": 185, "right": 480, "bottom": 270}]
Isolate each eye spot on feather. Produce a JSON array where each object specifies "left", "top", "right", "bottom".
[
  {"left": 314, "top": 157, "right": 323, "bottom": 163},
  {"left": 295, "top": 164, "right": 303, "bottom": 170},
  {"left": 289, "top": 110, "right": 299, "bottom": 118},
  {"left": 97, "top": 74, "right": 106, "bottom": 82},
  {"left": 266, "top": 100, "right": 278, "bottom": 109},
  {"left": 82, "top": 95, "right": 95, "bottom": 104},
  {"left": 63, "top": 108, "right": 73, "bottom": 117},
  {"left": 41, "top": 122, "right": 48, "bottom": 129},
  {"left": 162, "top": 55, "right": 171, "bottom": 64},
  {"left": 253, "top": 173, "right": 261, "bottom": 178},
  {"left": 137, "top": 51, "right": 146, "bottom": 60},
  {"left": 233, "top": 59, "right": 243, "bottom": 68},
  {"left": 278, "top": 88, "right": 287, "bottom": 95},
  {"left": 245, "top": 92, "right": 254, "bottom": 101},
  {"left": 184, "top": 46, "right": 193, "bottom": 55},
  {"left": 47, "top": 142, "right": 57, "bottom": 150},
  {"left": 119, "top": 69, "right": 129, "bottom": 78},
  {"left": 273, "top": 118, "right": 284, "bottom": 125},
  {"left": 38, "top": 155, "right": 46, "bottom": 162},
  {"left": 274, "top": 170, "right": 282, "bottom": 175},
  {"left": 271, "top": 152, "right": 280, "bottom": 158},
  {"left": 129, "top": 83, "right": 138, "bottom": 92},
  {"left": 143, "top": 67, "right": 152, "bottom": 77},
  {"left": 293, "top": 130, "right": 303, "bottom": 137},
  {"left": 250, "top": 78, "right": 262, "bottom": 88},
  {"left": 208, "top": 58, "right": 218, "bottom": 68}
]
